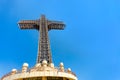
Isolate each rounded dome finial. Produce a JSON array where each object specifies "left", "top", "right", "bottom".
[
  {"left": 12, "top": 69, "right": 17, "bottom": 72},
  {"left": 60, "top": 62, "right": 64, "bottom": 67},
  {"left": 68, "top": 68, "right": 71, "bottom": 72},
  {"left": 42, "top": 60, "right": 47, "bottom": 66},
  {"left": 11, "top": 69, "right": 17, "bottom": 75},
  {"left": 49, "top": 63, "right": 54, "bottom": 68},
  {"left": 23, "top": 63, "right": 29, "bottom": 67}
]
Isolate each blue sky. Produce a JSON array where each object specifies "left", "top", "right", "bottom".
[{"left": 0, "top": 0, "right": 120, "bottom": 80}]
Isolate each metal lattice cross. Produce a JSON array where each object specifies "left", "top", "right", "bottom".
[{"left": 18, "top": 15, "right": 65, "bottom": 63}]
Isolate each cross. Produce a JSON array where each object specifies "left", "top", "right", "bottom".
[{"left": 18, "top": 15, "right": 65, "bottom": 64}]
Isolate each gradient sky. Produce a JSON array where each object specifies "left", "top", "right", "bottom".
[{"left": 0, "top": 0, "right": 120, "bottom": 80}]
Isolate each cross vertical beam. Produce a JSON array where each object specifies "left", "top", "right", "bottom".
[
  {"left": 38, "top": 15, "right": 52, "bottom": 63},
  {"left": 18, "top": 15, "right": 65, "bottom": 64}
]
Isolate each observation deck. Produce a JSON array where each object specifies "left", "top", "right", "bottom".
[{"left": 1, "top": 60, "right": 78, "bottom": 80}]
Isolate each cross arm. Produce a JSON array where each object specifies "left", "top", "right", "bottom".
[
  {"left": 48, "top": 21, "right": 65, "bottom": 30},
  {"left": 18, "top": 20, "right": 39, "bottom": 30}
]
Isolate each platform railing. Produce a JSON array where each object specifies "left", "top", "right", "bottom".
[{"left": 1, "top": 67, "right": 76, "bottom": 80}]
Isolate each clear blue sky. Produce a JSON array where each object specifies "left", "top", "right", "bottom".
[{"left": 0, "top": 0, "right": 120, "bottom": 80}]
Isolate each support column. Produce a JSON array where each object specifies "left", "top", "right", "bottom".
[{"left": 42, "top": 77, "right": 46, "bottom": 80}]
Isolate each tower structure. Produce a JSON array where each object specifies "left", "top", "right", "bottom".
[
  {"left": 18, "top": 15, "right": 65, "bottom": 63},
  {"left": 1, "top": 15, "right": 78, "bottom": 80}
]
